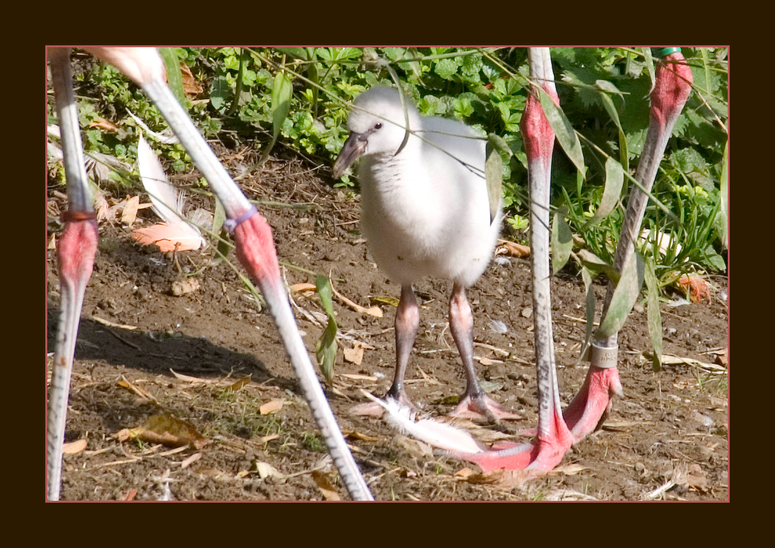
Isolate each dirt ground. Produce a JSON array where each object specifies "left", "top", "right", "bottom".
[{"left": 46, "top": 147, "right": 729, "bottom": 502}]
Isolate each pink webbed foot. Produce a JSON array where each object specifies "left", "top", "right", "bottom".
[
  {"left": 449, "top": 393, "right": 521, "bottom": 422},
  {"left": 450, "top": 405, "right": 573, "bottom": 473},
  {"left": 563, "top": 366, "right": 622, "bottom": 442},
  {"left": 449, "top": 367, "right": 622, "bottom": 473},
  {"left": 510, "top": 367, "right": 623, "bottom": 439}
]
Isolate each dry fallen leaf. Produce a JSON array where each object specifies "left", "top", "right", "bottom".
[
  {"left": 92, "top": 316, "right": 138, "bottom": 330},
  {"left": 94, "top": 192, "right": 112, "bottom": 222},
  {"left": 312, "top": 470, "right": 341, "bottom": 501},
  {"left": 673, "top": 463, "right": 709, "bottom": 492},
  {"left": 120, "top": 489, "right": 138, "bottom": 501},
  {"left": 227, "top": 374, "right": 252, "bottom": 392},
  {"left": 343, "top": 430, "right": 383, "bottom": 443},
  {"left": 257, "top": 433, "right": 280, "bottom": 444},
  {"left": 331, "top": 282, "right": 383, "bottom": 317},
  {"left": 117, "top": 376, "right": 157, "bottom": 403},
  {"left": 395, "top": 435, "right": 433, "bottom": 458},
  {"left": 470, "top": 428, "right": 513, "bottom": 444},
  {"left": 455, "top": 467, "right": 475, "bottom": 479},
  {"left": 349, "top": 402, "right": 385, "bottom": 417},
  {"left": 476, "top": 356, "right": 493, "bottom": 366},
  {"left": 340, "top": 373, "right": 378, "bottom": 382},
  {"left": 545, "top": 489, "right": 598, "bottom": 501},
  {"left": 254, "top": 461, "right": 285, "bottom": 480},
  {"left": 170, "top": 369, "right": 208, "bottom": 383},
  {"left": 496, "top": 239, "right": 530, "bottom": 258},
  {"left": 343, "top": 344, "right": 365, "bottom": 365},
  {"left": 171, "top": 277, "right": 201, "bottom": 296},
  {"left": 180, "top": 61, "right": 204, "bottom": 97},
  {"left": 370, "top": 295, "right": 399, "bottom": 308},
  {"left": 551, "top": 463, "right": 588, "bottom": 476},
  {"left": 465, "top": 468, "right": 543, "bottom": 488},
  {"left": 259, "top": 400, "right": 284, "bottom": 415},
  {"left": 290, "top": 283, "right": 317, "bottom": 294},
  {"left": 713, "top": 347, "right": 728, "bottom": 367},
  {"left": 89, "top": 117, "right": 119, "bottom": 132},
  {"left": 181, "top": 452, "right": 202, "bottom": 469},
  {"left": 121, "top": 195, "right": 140, "bottom": 226},
  {"left": 62, "top": 438, "right": 87, "bottom": 455},
  {"left": 661, "top": 354, "right": 726, "bottom": 373},
  {"left": 116, "top": 413, "right": 208, "bottom": 449}
]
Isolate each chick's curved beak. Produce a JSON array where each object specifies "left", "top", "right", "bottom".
[{"left": 333, "top": 132, "right": 368, "bottom": 179}]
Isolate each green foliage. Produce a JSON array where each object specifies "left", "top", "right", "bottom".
[
  {"left": 596, "top": 251, "right": 645, "bottom": 339},
  {"left": 551, "top": 208, "right": 573, "bottom": 275},
  {"left": 644, "top": 256, "right": 663, "bottom": 371},
  {"left": 315, "top": 275, "right": 338, "bottom": 385},
  {"left": 51, "top": 47, "right": 728, "bottom": 283}
]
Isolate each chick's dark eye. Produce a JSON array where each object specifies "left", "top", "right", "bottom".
[{"left": 374, "top": 122, "right": 383, "bottom": 129}]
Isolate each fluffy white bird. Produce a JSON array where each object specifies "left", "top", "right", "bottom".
[{"left": 334, "top": 87, "right": 517, "bottom": 421}]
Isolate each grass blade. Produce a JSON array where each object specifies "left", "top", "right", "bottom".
[
  {"left": 644, "top": 256, "right": 662, "bottom": 371},
  {"left": 315, "top": 275, "right": 338, "bottom": 385},
  {"left": 643, "top": 48, "right": 655, "bottom": 93},
  {"left": 718, "top": 140, "right": 729, "bottom": 249},
  {"left": 551, "top": 208, "right": 573, "bottom": 275},
  {"left": 596, "top": 251, "right": 645, "bottom": 339},
  {"left": 485, "top": 138, "right": 504, "bottom": 224},
  {"left": 259, "top": 70, "right": 292, "bottom": 163},
  {"left": 585, "top": 157, "right": 624, "bottom": 228},
  {"left": 599, "top": 91, "right": 629, "bottom": 173},
  {"left": 159, "top": 48, "right": 186, "bottom": 106},
  {"left": 210, "top": 196, "right": 229, "bottom": 266},
  {"left": 575, "top": 249, "right": 618, "bottom": 283},
  {"left": 535, "top": 85, "right": 586, "bottom": 176},
  {"left": 580, "top": 266, "right": 596, "bottom": 360}
]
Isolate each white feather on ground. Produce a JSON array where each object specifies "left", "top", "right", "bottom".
[
  {"left": 361, "top": 391, "right": 485, "bottom": 454},
  {"left": 127, "top": 108, "right": 179, "bottom": 144},
  {"left": 133, "top": 135, "right": 206, "bottom": 252}
]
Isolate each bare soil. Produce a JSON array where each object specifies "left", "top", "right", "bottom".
[{"left": 46, "top": 149, "right": 729, "bottom": 501}]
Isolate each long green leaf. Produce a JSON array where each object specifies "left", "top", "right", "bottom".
[
  {"left": 576, "top": 249, "right": 619, "bottom": 283},
  {"left": 210, "top": 196, "right": 229, "bottom": 267},
  {"left": 596, "top": 251, "right": 645, "bottom": 339},
  {"left": 599, "top": 91, "right": 629, "bottom": 172},
  {"left": 580, "top": 266, "right": 596, "bottom": 361},
  {"left": 644, "top": 256, "right": 662, "bottom": 371},
  {"left": 226, "top": 49, "right": 247, "bottom": 117},
  {"left": 315, "top": 275, "right": 338, "bottom": 385},
  {"left": 159, "top": 48, "right": 186, "bottom": 106},
  {"left": 271, "top": 71, "right": 292, "bottom": 141},
  {"left": 585, "top": 157, "right": 624, "bottom": 228},
  {"left": 551, "top": 209, "right": 573, "bottom": 275},
  {"left": 259, "top": 70, "right": 292, "bottom": 164},
  {"left": 717, "top": 140, "right": 729, "bottom": 249},
  {"left": 210, "top": 69, "right": 229, "bottom": 113},
  {"left": 535, "top": 85, "right": 586, "bottom": 175},
  {"left": 701, "top": 48, "right": 711, "bottom": 98},
  {"left": 485, "top": 138, "right": 504, "bottom": 224},
  {"left": 643, "top": 47, "right": 655, "bottom": 93},
  {"left": 274, "top": 47, "right": 309, "bottom": 60}
]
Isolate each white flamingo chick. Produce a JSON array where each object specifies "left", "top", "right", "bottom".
[{"left": 334, "top": 87, "right": 517, "bottom": 421}]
